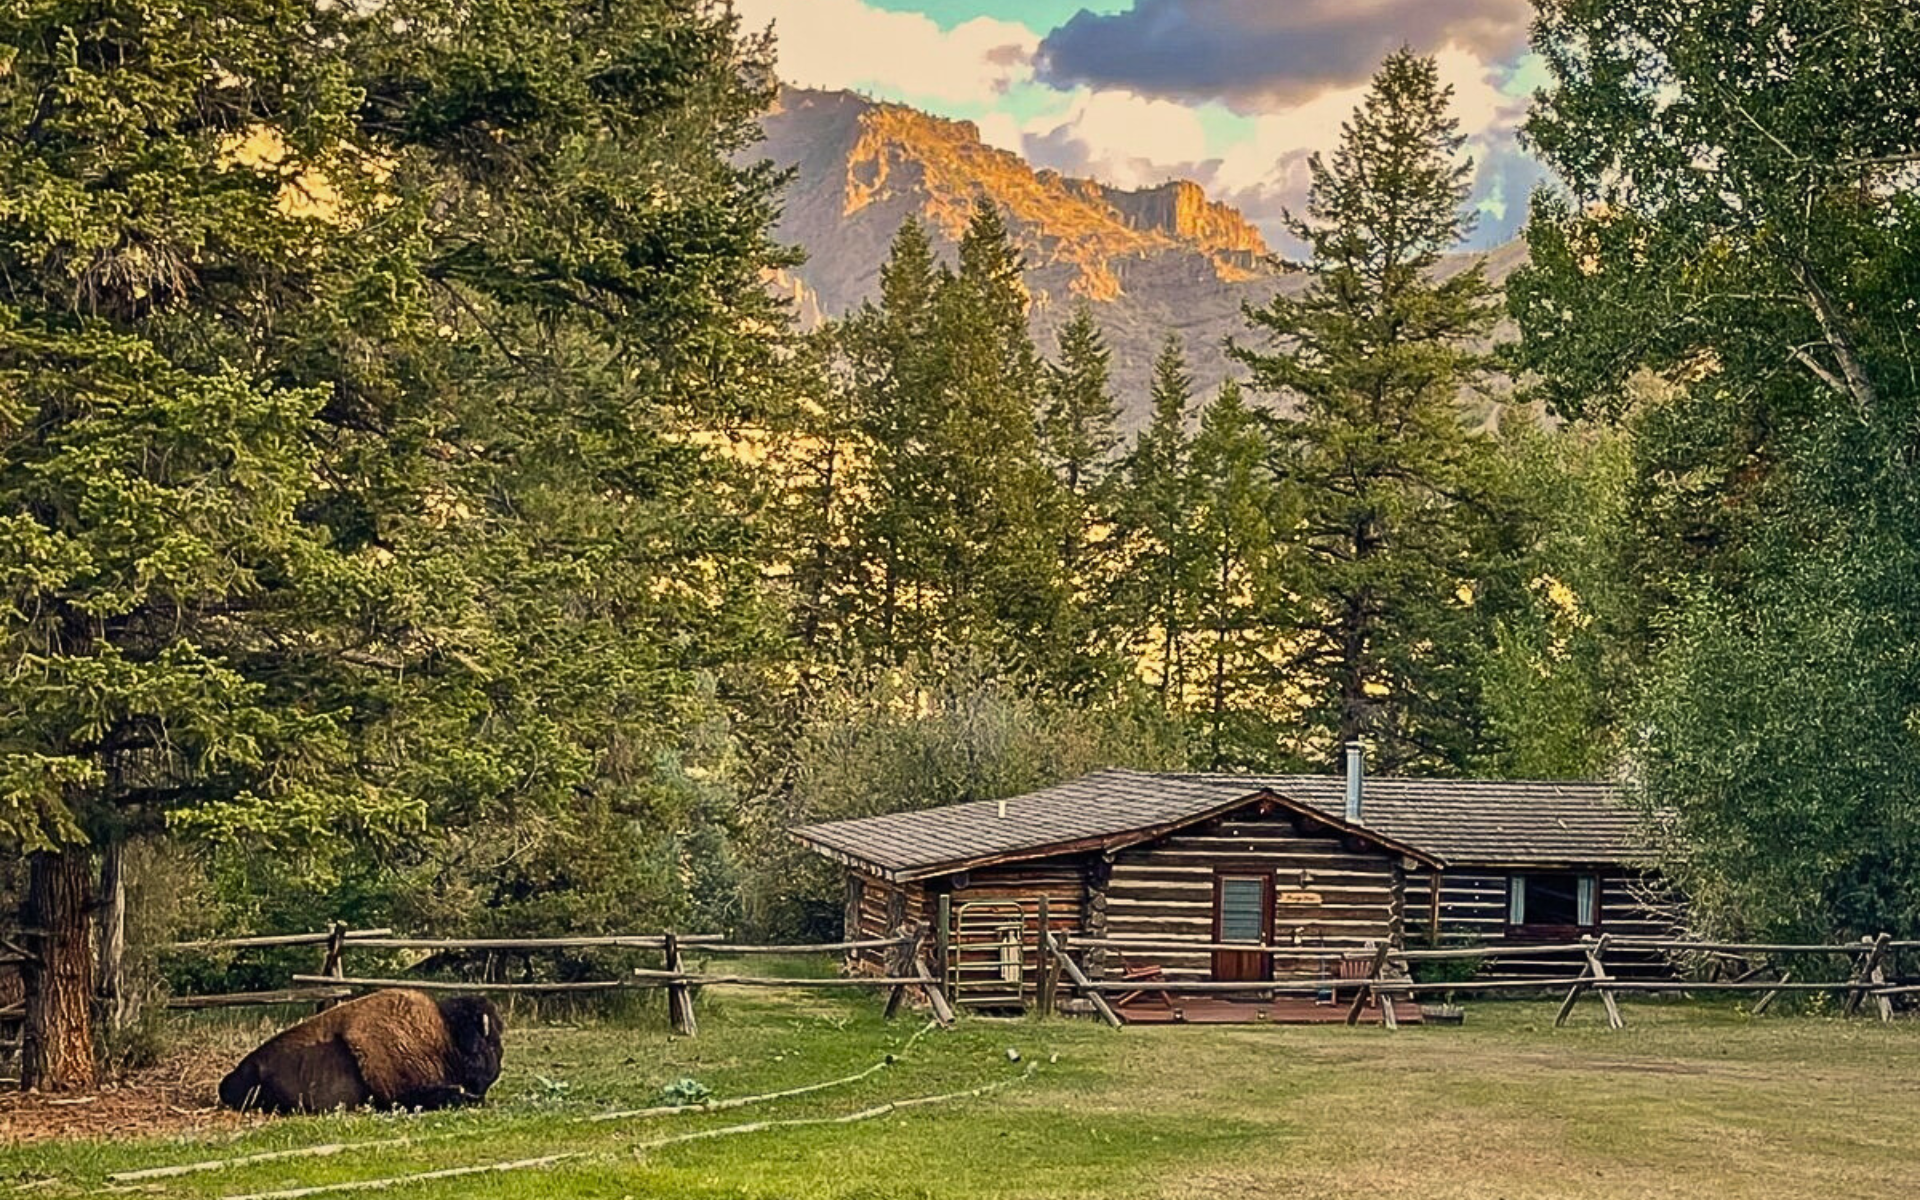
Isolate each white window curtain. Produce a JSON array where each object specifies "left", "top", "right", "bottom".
[{"left": 1508, "top": 876, "right": 1525, "bottom": 925}]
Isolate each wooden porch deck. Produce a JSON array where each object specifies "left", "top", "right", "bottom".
[{"left": 1115, "top": 994, "right": 1422, "bottom": 1026}]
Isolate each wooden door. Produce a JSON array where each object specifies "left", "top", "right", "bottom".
[{"left": 1211, "top": 872, "right": 1274, "bottom": 982}]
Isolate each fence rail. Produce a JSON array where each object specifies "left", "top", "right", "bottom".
[
  {"left": 1042, "top": 930, "right": 1914, "bottom": 1030},
  {"left": 152, "top": 923, "right": 946, "bottom": 1036},
  {"left": 164, "top": 929, "right": 394, "bottom": 952},
  {"left": 289, "top": 972, "right": 923, "bottom": 992},
  {"left": 57, "top": 922, "right": 1920, "bottom": 1041}
]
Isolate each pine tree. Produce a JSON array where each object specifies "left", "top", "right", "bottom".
[
  {"left": 924, "top": 200, "right": 1068, "bottom": 678},
  {"left": 0, "top": 0, "right": 799, "bottom": 1086},
  {"left": 339, "top": 0, "right": 801, "bottom": 943},
  {"left": 1116, "top": 335, "right": 1203, "bottom": 702},
  {"left": 1041, "top": 306, "right": 1121, "bottom": 566},
  {"left": 818, "top": 204, "right": 1069, "bottom": 682},
  {"left": 1234, "top": 49, "right": 1503, "bottom": 773},
  {"left": 0, "top": 0, "right": 403, "bottom": 1090},
  {"left": 832, "top": 218, "right": 947, "bottom": 664},
  {"left": 1039, "top": 305, "right": 1123, "bottom": 695},
  {"left": 1187, "top": 380, "right": 1287, "bottom": 768}
]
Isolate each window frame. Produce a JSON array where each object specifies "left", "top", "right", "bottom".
[
  {"left": 1213, "top": 872, "right": 1274, "bottom": 945},
  {"left": 1505, "top": 871, "right": 1600, "bottom": 936}
]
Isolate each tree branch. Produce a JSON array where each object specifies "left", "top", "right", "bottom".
[
  {"left": 1790, "top": 257, "right": 1877, "bottom": 417},
  {"left": 1787, "top": 344, "right": 1847, "bottom": 398}
]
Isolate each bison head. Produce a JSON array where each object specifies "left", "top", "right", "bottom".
[{"left": 436, "top": 994, "right": 505, "bottom": 1100}]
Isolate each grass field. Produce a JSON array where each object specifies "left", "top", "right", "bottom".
[{"left": 5, "top": 984, "right": 1919, "bottom": 1199}]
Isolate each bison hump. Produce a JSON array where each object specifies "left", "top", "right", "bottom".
[{"left": 339, "top": 989, "right": 456, "bottom": 1104}]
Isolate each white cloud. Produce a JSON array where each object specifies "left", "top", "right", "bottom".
[
  {"left": 973, "top": 112, "right": 1029, "bottom": 155},
  {"left": 1434, "top": 46, "right": 1513, "bottom": 138},
  {"left": 743, "top": 2, "right": 1540, "bottom": 252},
  {"left": 1215, "top": 47, "right": 1507, "bottom": 190},
  {"left": 1022, "top": 89, "right": 1215, "bottom": 189},
  {"left": 736, "top": 0, "right": 1038, "bottom": 105}
]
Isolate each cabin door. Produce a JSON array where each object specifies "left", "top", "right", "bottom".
[{"left": 1211, "top": 872, "right": 1274, "bottom": 982}]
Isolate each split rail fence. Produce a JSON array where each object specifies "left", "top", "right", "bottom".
[
  {"left": 150, "top": 922, "right": 955, "bottom": 1037},
  {"left": 0, "top": 928, "right": 33, "bottom": 1066},
  {"left": 7, "top": 922, "right": 1913, "bottom": 1068},
  {"left": 1039, "top": 931, "right": 1920, "bottom": 1030}
]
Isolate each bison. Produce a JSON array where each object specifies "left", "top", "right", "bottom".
[{"left": 218, "top": 989, "right": 504, "bottom": 1114}]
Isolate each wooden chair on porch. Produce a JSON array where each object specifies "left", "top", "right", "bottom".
[{"left": 1112, "top": 956, "right": 1177, "bottom": 1012}]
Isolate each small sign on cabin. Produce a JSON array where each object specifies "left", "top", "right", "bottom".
[{"left": 1278, "top": 890, "right": 1322, "bottom": 906}]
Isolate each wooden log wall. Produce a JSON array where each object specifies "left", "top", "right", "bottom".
[
  {"left": 845, "top": 872, "right": 928, "bottom": 974},
  {"left": 1403, "top": 870, "right": 1506, "bottom": 944},
  {"left": 1100, "top": 809, "right": 1404, "bottom": 982},
  {"left": 944, "top": 860, "right": 1088, "bottom": 995},
  {"left": 1403, "top": 868, "right": 1680, "bottom": 977}
]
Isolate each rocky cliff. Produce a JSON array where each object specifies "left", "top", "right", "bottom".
[{"left": 755, "top": 86, "right": 1519, "bottom": 429}]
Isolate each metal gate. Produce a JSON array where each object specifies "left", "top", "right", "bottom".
[{"left": 947, "top": 900, "right": 1027, "bottom": 1010}]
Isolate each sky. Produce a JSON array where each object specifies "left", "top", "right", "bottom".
[{"left": 732, "top": 0, "right": 1553, "bottom": 251}]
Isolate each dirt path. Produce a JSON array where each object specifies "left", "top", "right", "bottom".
[{"left": 0, "top": 1050, "right": 264, "bottom": 1145}]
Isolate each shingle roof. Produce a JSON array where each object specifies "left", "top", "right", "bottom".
[
  {"left": 792, "top": 769, "right": 1650, "bottom": 879},
  {"left": 1194, "top": 774, "right": 1651, "bottom": 869},
  {"left": 793, "top": 770, "right": 1256, "bottom": 881}
]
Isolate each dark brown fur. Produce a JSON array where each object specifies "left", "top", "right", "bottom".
[{"left": 218, "top": 989, "right": 503, "bottom": 1114}]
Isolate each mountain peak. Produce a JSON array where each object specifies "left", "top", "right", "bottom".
[
  {"left": 1094, "top": 179, "right": 1268, "bottom": 264},
  {"left": 755, "top": 85, "right": 1525, "bottom": 429},
  {"left": 761, "top": 86, "right": 1277, "bottom": 311}
]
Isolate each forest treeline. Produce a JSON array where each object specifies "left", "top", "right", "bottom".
[{"left": 3, "top": 0, "right": 1918, "bottom": 1088}]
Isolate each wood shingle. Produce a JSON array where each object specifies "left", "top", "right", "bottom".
[{"left": 793, "top": 769, "right": 1650, "bottom": 879}]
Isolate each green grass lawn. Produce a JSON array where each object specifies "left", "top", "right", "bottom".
[{"left": 5, "top": 986, "right": 1919, "bottom": 1199}]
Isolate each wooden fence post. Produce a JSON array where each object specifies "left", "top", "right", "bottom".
[
  {"left": 1843, "top": 933, "right": 1890, "bottom": 1018},
  {"left": 664, "top": 932, "right": 698, "bottom": 1037},
  {"left": 882, "top": 925, "right": 919, "bottom": 1022},
  {"left": 1035, "top": 897, "right": 1056, "bottom": 1017},
  {"left": 1860, "top": 933, "right": 1894, "bottom": 1022},
  {"left": 317, "top": 922, "right": 347, "bottom": 1012},
  {"left": 1590, "top": 935, "right": 1624, "bottom": 1029},
  {"left": 1345, "top": 942, "right": 1392, "bottom": 1027},
  {"left": 1554, "top": 934, "right": 1623, "bottom": 1029},
  {"left": 935, "top": 895, "right": 951, "bottom": 1001},
  {"left": 1552, "top": 939, "right": 1590, "bottom": 1027},
  {"left": 910, "top": 925, "right": 955, "bottom": 1027},
  {"left": 1750, "top": 969, "right": 1791, "bottom": 1016},
  {"left": 1044, "top": 929, "right": 1121, "bottom": 1029}
]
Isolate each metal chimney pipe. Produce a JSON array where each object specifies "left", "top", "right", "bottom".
[{"left": 1345, "top": 741, "right": 1365, "bottom": 824}]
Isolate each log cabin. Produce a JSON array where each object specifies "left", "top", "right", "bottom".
[{"left": 793, "top": 750, "right": 1673, "bottom": 1017}]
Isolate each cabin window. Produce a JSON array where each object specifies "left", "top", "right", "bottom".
[
  {"left": 1217, "top": 875, "right": 1269, "bottom": 943},
  {"left": 1507, "top": 874, "right": 1598, "bottom": 929}
]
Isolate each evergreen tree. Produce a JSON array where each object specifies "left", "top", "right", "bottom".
[
  {"left": 1040, "top": 305, "right": 1123, "bottom": 695},
  {"left": 1234, "top": 49, "right": 1503, "bottom": 773},
  {"left": 1186, "top": 381, "right": 1288, "bottom": 768},
  {"left": 828, "top": 203, "right": 1068, "bottom": 681},
  {"left": 1041, "top": 306, "right": 1121, "bottom": 567},
  {"left": 932, "top": 199, "right": 1068, "bottom": 677},
  {"left": 1115, "top": 335, "right": 1203, "bottom": 702},
  {"left": 0, "top": 0, "right": 406, "bottom": 1090},
  {"left": 830, "top": 218, "right": 946, "bottom": 664},
  {"left": 0, "top": 0, "right": 797, "bottom": 1087}
]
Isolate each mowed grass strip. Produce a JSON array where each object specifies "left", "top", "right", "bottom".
[{"left": 4, "top": 990, "right": 1918, "bottom": 1199}]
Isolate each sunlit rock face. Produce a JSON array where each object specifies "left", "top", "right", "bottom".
[{"left": 755, "top": 86, "right": 1523, "bottom": 430}]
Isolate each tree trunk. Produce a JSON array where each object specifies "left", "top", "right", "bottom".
[
  {"left": 97, "top": 841, "right": 130, "bottom": 1037},
  {"left": 22, "top": 848, "right": 97, "bottom": 1091}
]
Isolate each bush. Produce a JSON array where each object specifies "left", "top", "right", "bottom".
[{"left": 737, "top": 659, "right": 1188, "bottom": 939}]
